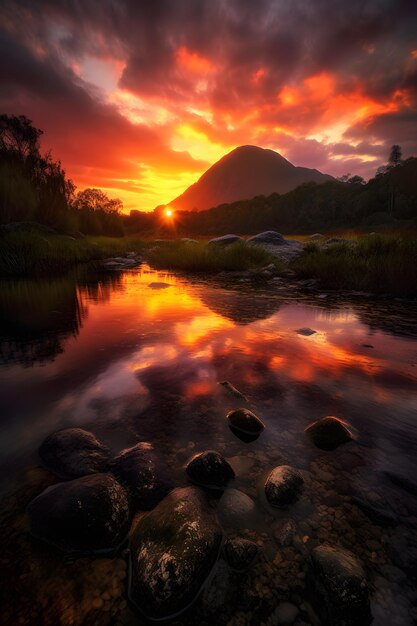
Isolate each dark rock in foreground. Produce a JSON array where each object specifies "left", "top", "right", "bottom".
[
  {"left": 27, "top": 473, "right": 130, "bottom": 553},
  {"left": 39, "top": 428, "right": 111, "bottom": 479},
  {"left": 112, "top": 442, "right": 173, "bottom": 510},
  {"left": 186, "top": 450, "right": 235, "bottom": 490},
  {"left": 227, "top": 408, "right": 265, "bottom": 438},
  {"left": 247, "top": 231, "right": 286, "bottom": 245},
  {"left": 208, "top": 234, "right": 243, "bottom": 246},
  {"left": 223, "top": 538, "right": 258, "bottom": 571},
  {"left": 128, "top": 486, "right": 223, "bottom": 621},
  {"left": 308, "top": 545, "right": 372, "bottom": 626},
  {"left": 265, "top": 465, "right": 304, "bottom": 508},
  {"left": 305, "top": 416, "right": 353, "bottom": 451}
]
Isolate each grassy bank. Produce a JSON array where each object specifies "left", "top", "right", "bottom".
[
  {"left": 147, "top": 240, "right": 280, "bottom": 273},
  {"left": 293, "top": 234, "right": 417, "bottom": 296},
  {"left": 0, "top": 231, "right": 145, "bottom": 278}
]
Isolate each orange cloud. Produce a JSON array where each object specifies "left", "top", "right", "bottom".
[{"left": 176, "top": 46, "right": 215, "bottom": 74}]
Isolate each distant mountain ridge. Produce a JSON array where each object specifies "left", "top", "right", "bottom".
[{"left": 168, "top": 145, "right": 333, "bottom": 212}]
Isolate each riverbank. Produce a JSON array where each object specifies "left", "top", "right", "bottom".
[
  {"left": 1, "top": 228, "right": 416, "bottom": 298},
  {"left": 0, "top": 230, "right": 145, "bottom": 278}
]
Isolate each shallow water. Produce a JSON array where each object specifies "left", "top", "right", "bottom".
[{"left": 1, "top": 264, "right": 417, "bottom": 624}]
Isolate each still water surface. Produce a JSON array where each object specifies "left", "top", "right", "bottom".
[{"left": 1, "top": 264, "right": 417, "bottom": 624}]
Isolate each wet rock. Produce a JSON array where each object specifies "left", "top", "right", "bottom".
[
  {"left": 27, "top": 473, "right": 130, "bottom": 553},
  {"left": 223, "top": 538, "right": 258, "bottom": 571},
  {"left": 265, "top": 465, "right": 304, "bottom": 508},
  {"left": 274, "top": 518, "right": 297, "bottom": 547},
  {"left": 305, "top": 416, "right": 353, "bottom": 451},
  {"left": 185, "top": 450, "right": 235, "bottom": 490},
  {"left": 201, "top": 560, "right": 230, "bottom": 612},
  {"left": 296, "top": 327, "right": 317, "bottom": 336},
  {"left": 111, "top": 442, "right": 173, "bottom": 510},
  {"left": 308, "top": 545, "right": 372, "bottom": 626},
  {"left": 217, "top": 488, "right": 258, "bottom": 529},
  {"left": 128, "top": 486, "right": 222, "bottom": 621},
  {"left": 38, "top": 428, "right": 111, "bottom": 479},
  {"left": 219, "top": 380, "right": 248, "bottom": 401},
  {"left": 248, "top": 231, "right": 286, "bottom": 245},
  {"left": 270, "top": 601, "right": 299, "bottom": 624},
  {"left": 227, "top": 408, "right": 265, "bottom": 442},
  {"left": 208, "top": 234, "right": 243, "bottom": 246}
]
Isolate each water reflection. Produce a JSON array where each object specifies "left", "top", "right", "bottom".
[
  {"left": 0, "top": 265, "right": 417, "bottom": 489},
  {"left": 0, "top": 271, "right": 124, "bottom": 367},
  {"left": 1, "top": 265, "right": 417, "bottom": 626}
]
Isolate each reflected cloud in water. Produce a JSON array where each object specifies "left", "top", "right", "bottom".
[{"left": 1, "top": 265, "right": 417, "bottom": 488}]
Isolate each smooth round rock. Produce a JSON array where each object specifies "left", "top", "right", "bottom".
[
  {"left": 227, "top": 408, "right": 265, "bottom": 435},
  {"left": 265, "top": 465, "right": 304, "bottom": 508},
  {"left": 223, "top": 538, "right": 258, "bottom": 571},
  {"left": 247, "top": 231, "right": 286, "bottom": 245},
  {"left": 27, "top": 473, "right": 130, "bottom": 553},
  {"left": 38, "top": 428, "right": 111, "bottom": 479},
  {"left": 308, "top": 545, "right": 372, "bottom": 625},
  {"left": 186, "top": 450, "right": 235, "bottom": 490},
  {"left": 208, "top": 234, "right": 243, "bottom": 246},
  {"left": 111, "top": 442, "right": 173, "bottom": 510},
  {"left": 217, "top": 488, "right": 258, "bottom": 529},
  {"left": 128, "top": 486, "right": 222, "bottom": 621},
  {"left": 305, "top": 416, "right": 353, "bottom": 451}
]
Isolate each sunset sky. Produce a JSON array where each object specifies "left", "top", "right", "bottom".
[{"left": 1, "top": 0, "right": 417, "bottom": 212}]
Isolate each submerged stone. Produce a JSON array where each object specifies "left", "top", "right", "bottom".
[
  {"left": 128, "top": 486, "right": 222, "bottom": 621},
  {"left": 185, "top": 450, "right": 235, "bottom": 490},
  {"left": 227, "top": 408, "right": 265, "bottom": 439},
  {"left": 111, "top": 442, "right": 173, "bottom": 510},
  {"left": 27, "top": 473, "right": 130, "bottom": 554},
  {"left": 296, "top": 327, "right": 317, "bottom": 336},
  {"left": 217, "top": 488, "right": 258, "bottom": 529},
  {"left": 308, "top": 545, "right": 372, "bottom": 626},
  {"left": 38, "top": 428, "right": 111, "bottom": 479},
  {"left": 265, "top": 465, "right": 304, "bottom": 508},
  {"left": 223, "top": 538, "right": 258, "bottom": 571},
  {"left": 305, "top": 416, "right": 353, "bottom": 451}
]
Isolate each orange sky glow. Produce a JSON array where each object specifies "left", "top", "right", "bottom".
[{"left": 1, "top": 1, "right": 416, "bottom": 212}]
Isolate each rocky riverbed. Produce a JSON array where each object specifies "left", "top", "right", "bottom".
[{"left": 1, "top": 403, "right": 417, "bottom": 626}]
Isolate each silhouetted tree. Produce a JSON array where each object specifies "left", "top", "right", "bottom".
[{"left": 388, "top": 144, "right": 402, "bottom": 167}]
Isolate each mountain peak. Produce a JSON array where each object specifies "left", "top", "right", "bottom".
[{"left": 168, "top": 145, "right": 332, "bottom": 212}]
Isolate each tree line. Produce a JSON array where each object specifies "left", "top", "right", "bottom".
[{"left": 0, "top": 115, "right": 124, "bottom": 235}]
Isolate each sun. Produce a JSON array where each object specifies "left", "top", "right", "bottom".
[{"left": 165, "top": 207, "right": 173, "bottom": 218}]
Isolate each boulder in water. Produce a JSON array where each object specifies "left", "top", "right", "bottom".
[
  {"left": 38, "top": 428, "right": 111, "bottom": 479},
  {"left": 128, "top": 486, "right": 222, "bottom": 620},
  {"left": 265, "top": 465, "right": 304, "bottom": 508},
  {"left": 308, "top": 545, "right": 372, "bottom": 626},
  {"left": 27, "top": 473, "right": 131, "bottom": 553},
  {"left": 223, "top": 538, "right": 258, "bottom": 571},
  {"left": 111, "top": 442, "right": 173, "bottom": 509},
  {"left": 227, "top": 408, "right": 265, "bottom": 441},
  {"left": 185, "top": 450, "right": 235, "bottom": 490},
  {"left": 305, "top": 416, "right": 353, "bottom": 451}
]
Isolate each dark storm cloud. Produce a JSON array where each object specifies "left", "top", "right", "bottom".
[{"left": 0, "top": 0, "right": 416, "bottom": 194}]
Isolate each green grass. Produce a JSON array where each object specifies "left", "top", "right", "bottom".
[
  {"left": 0, "top": 232, "right": 145, "bottom": 278},
  {"left": 147, "top": 240, "right": 281, "bottom": 273},
  {"left": 292, "top": 234, "right": 417, "bottom": 296}
]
